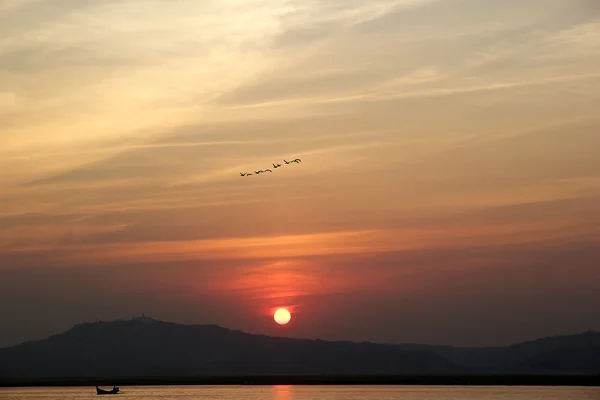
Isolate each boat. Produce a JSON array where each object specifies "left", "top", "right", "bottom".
[{"left": 96, "top": 386, "right": 120, "bottom": 395}]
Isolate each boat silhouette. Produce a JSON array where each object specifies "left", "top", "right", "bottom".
[{"left": 96, "top": 386, "right": 120, "bottom": 395}]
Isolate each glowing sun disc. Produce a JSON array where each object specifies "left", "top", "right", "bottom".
[{"left": 274, "top": 308, "right": 291, "bottom": 325}]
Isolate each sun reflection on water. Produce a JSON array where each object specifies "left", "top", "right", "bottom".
[{"left": 272, "top": 385, "right": 293, "bottom": 400}]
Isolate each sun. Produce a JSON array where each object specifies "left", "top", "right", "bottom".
[{"left": 273, "top": 308, "right": 291, "bottom": 325}]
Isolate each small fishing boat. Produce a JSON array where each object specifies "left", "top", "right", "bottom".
[{"left": 96, "top": 386, "right": 120, "bottom": 395}]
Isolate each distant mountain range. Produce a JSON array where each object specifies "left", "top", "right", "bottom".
[
  {"left": 0, "top": 317, "right": 598, "bottom": 378},
  {"left": 396, "top": 330, "right": 600, "bottom": 374}
]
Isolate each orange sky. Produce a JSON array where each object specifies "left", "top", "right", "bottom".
[{"left": 1, "top": 0, "right": 600, "bottom": 347}]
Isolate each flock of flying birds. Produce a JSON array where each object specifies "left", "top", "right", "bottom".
[{"left": 239, "top": 158, "right": 301, "bottom": 176}]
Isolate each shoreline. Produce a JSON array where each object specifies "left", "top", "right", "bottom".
[{"left": 2, "top": 375, "right": 599, "bottom": 388}]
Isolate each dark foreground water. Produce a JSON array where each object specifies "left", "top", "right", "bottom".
[{"left": 1, "top": 385, "right": 599, "bottom": 400}]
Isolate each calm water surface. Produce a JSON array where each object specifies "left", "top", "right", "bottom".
[{"left": 1, "top": 386, "right": 599, "bottom": 400}]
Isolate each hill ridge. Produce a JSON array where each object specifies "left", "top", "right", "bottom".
[
  {"left": 1, "top": 317, "right": 599, "bottom": 378},
  {"left": 61, "top": 316, "right": 600, "bottom": 348}
]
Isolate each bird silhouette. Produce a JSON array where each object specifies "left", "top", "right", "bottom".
[{"left": 239, "top": 159, "right": 302, "bottom": 178}]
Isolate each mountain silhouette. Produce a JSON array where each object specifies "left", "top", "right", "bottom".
[
  {"left": 397, "top": 330, "right": 600, "bottom": 373},
  {"left": 0, "top": 317, "right": 460, "bottom": 378},
  {"left": 0, "top": 317, "right": 598, "bottom": 379}
]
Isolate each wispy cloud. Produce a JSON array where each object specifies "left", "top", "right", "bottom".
[
  {"left": 4, "top": 216, "right": 598, "bottom": 268},
  {"left": 223, "top": 72, "right": 600, "bottom": 110}
]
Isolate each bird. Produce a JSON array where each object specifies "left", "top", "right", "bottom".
[{"left": 239, "top": 158, "right": 301, "bottom": 179}]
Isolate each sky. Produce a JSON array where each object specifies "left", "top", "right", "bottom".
[{"left": 1, "top": 0, "right": 600, "bottom": 348}]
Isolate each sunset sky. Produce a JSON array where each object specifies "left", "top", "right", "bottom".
[{"left": 1, "top": 0, "right": 600, "bottom": 348}]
